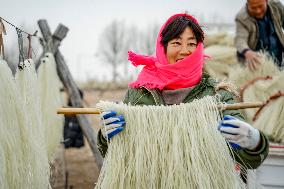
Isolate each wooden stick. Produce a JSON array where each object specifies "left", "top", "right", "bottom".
[
  {"left": 57, "top": 102, "right": 264, "bottom": 115},
  {"left": 57, "top": 108, "right": 101, "bottom": 115},
  {"left": 217, "top": 101, "right": 264, "bottom": 110}
]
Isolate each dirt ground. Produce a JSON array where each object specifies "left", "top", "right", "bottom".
[{"left": 54, "top": 88, "right": 127, "bottom": 189}]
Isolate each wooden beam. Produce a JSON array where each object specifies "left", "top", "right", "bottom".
[{"left": 37, "top": 19, "right": 103, "bottom": 170}]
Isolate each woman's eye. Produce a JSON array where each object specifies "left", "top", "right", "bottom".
[
  {"left": 172, "top": 42, "right": 181, "bottom": 45},
  {"left": 189, "top": 43, "right": 197, "bottom": 47}
]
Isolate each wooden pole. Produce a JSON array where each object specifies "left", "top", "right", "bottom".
[
  {"left": 57, "top": 108, "right": 101, "bottom": 115},
  {"left": 38, "top": 20, "right": 103, "bottom": 170},
  {"left": 57, "top": 101, "right": 264, "bottom": 115},
  {"left": 217, "top": 102, "right": 264, "bottom": 110}
]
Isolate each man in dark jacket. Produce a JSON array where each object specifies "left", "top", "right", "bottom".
[{"left": 235, "top": 0, "right": 284, "bottom": 70}]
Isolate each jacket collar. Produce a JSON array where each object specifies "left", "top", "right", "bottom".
[{"left": 144, "top": 73, "right": 212, "bottom": 105}]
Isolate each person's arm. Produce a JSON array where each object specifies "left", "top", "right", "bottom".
[
  {"left": 282, "top": 3, "right": 284, "bottom": 29},
  {"left": 97, "top": 88, "right": 138, "bottom": 157},
  {"left": 218, "top": 89, "right": 269, "bottom": 169},
  {"left": 235, "top": 18, "right": 261, "bottom": 70},
  {"left": 234, "top": 18, "right": 251, "bottom": 60},
  {"left": 274, "top": 0, "right": 284, "bottom": 28}
]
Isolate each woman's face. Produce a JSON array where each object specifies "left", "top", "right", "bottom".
[{"left": 166, "top": 27, "right": 197, "bottom": 64}]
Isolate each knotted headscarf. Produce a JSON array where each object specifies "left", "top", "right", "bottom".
[{"left": 128, "top": 13, "right": 207, "bottom": 90}]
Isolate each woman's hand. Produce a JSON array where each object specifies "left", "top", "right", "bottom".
[
  {"left": 100, "top": 110, "right": 125, "bottom": 140},
  {"left": 218, "top": 115, "right": 260, "bottom": 150}
]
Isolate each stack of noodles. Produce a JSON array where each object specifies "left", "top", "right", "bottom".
[
  {"left": 252, "top": 73, "right": 284, "bottom": 143},
  {"left": 204, "top": 45, "right": 238, "bottom": 80},
  {"left": 229, "top": 54, "right": 284, "bottom": 143},
  {"left": 38, "top": 52, "right": 64, "bottom": 160},
  {"left": 203, "top": 33, "right": 238, "bottom": 80},
  {"left": 204, "top": 32, "right": 234, "bottom": 48},
  {"left": 229, "top": 53, "right": 280, "bottom": 87},
  {"left": 0, "top": 58, "right": 51, "bottom": 188},
  {"left": 95, "top": 97, "right": 246, "bottom": 189}
]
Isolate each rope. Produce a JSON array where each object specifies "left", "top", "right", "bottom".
[
  {"left": 0, "top": 17, "right": 39, "bottom": 61},
  {"left": 16, "top": 28, "right": 25, "bottom": 67},
  {"left": 253, "top": 91, "right": 284, "bottom": 121},
  {"left": 240, "top": 76, "right": 273, "bottom": 101},
  {"left": 0, "top": 17, "right": 37, "bottom": 37}
]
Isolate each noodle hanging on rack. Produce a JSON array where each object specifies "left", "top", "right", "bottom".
[{"left": 95, "top": 96, "right": 246, "bottom": 189}]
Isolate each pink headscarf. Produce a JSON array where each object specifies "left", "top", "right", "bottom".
[{"left": 128, "top": 13, "right": 207, "bottom": 90}]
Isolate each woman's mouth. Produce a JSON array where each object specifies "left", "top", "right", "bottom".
[{"left": 176, "top": 58, "right": 184, "bottom": 62}]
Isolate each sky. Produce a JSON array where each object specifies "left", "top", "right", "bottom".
[{"left": 2, "top": 0, "right": 283, "bottom": 82}]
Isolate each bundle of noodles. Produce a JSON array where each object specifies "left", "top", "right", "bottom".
[
  {"left": 38, "top": 52, "right": 64, "bottom": 160},
  {"left": 245, "top": 72, "right": 284, "bottom": 142},
  {"left": 95, "top": 96, "right": 246, "bottom": 189},
  {"left": 204, "top": 32, "right": 234, "bottom": 47},
  {"left": 237, "top": 56, "right": 283, "bottom": 122},
  {"left": 253, "top": 94, "right": 284, "bottom": 143},
  {"left": 241, "top": 78, "right": 272, "bottom": 123},
  {"left": 0, "top": 143, "right": 6, "bottom": 188},
  {"left": 218, "top": 33, "right": 234, "bottom": 47},
  {"left": 15, "top": 59, "right": 51, "bottom": 188},
  {"left": 0, "top": 59, "right": 30, "bottom": 188},
  {"left": 229, "top": 53, "right": 280, "bottom": 87},
  {"left": 204, "top": 45, "right": 238, "bottom": 80}
]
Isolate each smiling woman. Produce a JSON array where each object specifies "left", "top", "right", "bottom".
[{"left": 97, "top": 13, "right": 269, "bottom": 186}]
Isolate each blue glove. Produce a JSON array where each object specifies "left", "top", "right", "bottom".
[
  {"left": 100, "top": 110, "right": 125, "bottom": 140},
  {"left": 218, "top": 115, "right": 260, "bottom": 150},
  {"left": 218, "top": 115, "right": 241, "bottom": 150}
]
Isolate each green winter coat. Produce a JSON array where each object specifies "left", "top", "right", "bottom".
[{"left": 97, "top": 74, "right": 269, "bottom": 169}]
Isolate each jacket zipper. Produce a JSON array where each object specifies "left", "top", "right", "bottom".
[{"left": 142, "top": 87, "right": 159, "bottom": 105}]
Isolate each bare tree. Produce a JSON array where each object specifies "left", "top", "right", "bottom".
[
  {"left": 137, "top": 23, "right": 159, "bottom": 56},
  {"left": 97, "top": 20, "right": 130, "bottom": 83},
  {"left": 121, "top": 23, "right": 159, "bottom": 81},
  {"left": 96, "top": 22, "right": 161, "bottom": 83},
  {"left": 122, "top": 25, "right": 139, "bottom": 80}
]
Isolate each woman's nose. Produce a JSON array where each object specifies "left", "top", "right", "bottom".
[{"left": 180, "top": 45, "right": 191, "bottom": 55}]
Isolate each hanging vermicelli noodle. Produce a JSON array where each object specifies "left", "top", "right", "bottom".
[
  {"left": 0, "top": 59, "right": 30, "bottom": 188},
  {"left": 95, "top": 97, "right": 245, "bottom": 189},
  {"left": 263, "top": 71, "right": 284, "bottom": 91},
  {"left": 241, "top": 78, "right": 275, "bottom": 123},
  {"left": 249, "top": 73, "right": 284, "bottom": 143},
  {"left": 228, "top": 53, "right": 281, "bottom": 123},
  {"left": 38, "top": 52, "right": 64, "bottom": 160},
  {"left": 15, "top": 59, "right": 51, "bottom": 188},
  {"left": 240, "top": 62, "right": 284, "bottom": 123},
  {"left": 15, "top": 59, "right": 47, "bottom": 146},
  {"left": 253, "top": 97, "right": 284, "bottom": 143},
  {"left": 0, "top": 145, "right": 6, "bottom": 189}
]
